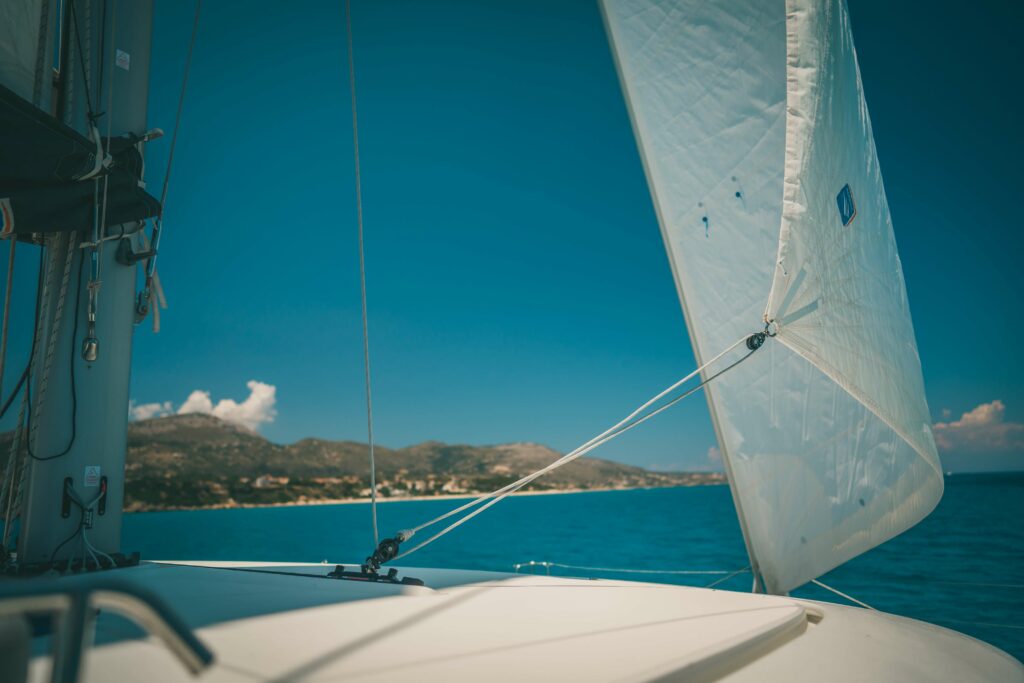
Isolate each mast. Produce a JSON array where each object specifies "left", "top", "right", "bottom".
[{"left": 3, "top": 0, "right": 156, "bottom": 567}]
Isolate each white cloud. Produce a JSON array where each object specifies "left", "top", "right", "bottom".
[
  {"left": 932, "top": 400, "right": 1024, "bottom": 454},
  {"left": 130, "top": 380, "right": 278, "bottom": 432},
  {"left": 707, "top": 446, "right": 721, "bottom": 463},
  {"left": 176, "top": 380, "right": 277, "bottom": 431},
  {"left": 129, "top": 401, "right": 173, "bottom": 421},
  {"left": 178, "top": 390, "right": 214, "bottom": 415}
]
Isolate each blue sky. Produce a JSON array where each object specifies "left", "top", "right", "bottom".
[{"left": 3, "top": 0, "right": 1022, "bottom": 472}]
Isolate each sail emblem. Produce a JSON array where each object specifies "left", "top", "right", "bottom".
[{"left": 836, "top": 183, "right": 857, "bottom": 226}]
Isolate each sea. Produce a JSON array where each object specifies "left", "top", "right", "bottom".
[{"left": 124, "top": 471, "right": 1024, "bottom": 661}]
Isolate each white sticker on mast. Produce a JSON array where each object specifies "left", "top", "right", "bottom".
[{"left": 601, "top": 0, "right": 942, "bottom": 594}]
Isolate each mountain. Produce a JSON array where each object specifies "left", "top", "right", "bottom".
[{"left": 3, "top": 414, "right": 725, "bottom": 511}]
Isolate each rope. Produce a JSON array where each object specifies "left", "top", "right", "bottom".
[
  {"left": 811, "top": 579, "right": 875, "bottom": 610},
  {"left": 0, "top": 365, "right": 29, "bottom": 420},
  {"left": 68, "top": 0, "right": 97, "bottom": 122},
  {"left": 390, "top": 334, "right": 763, "bottom": 562},
  {"left": 0, "top": 238, "right": 15, "bottom": 397},
  {"left": 704, "top": 566, "right": 752, "bottom": 589},
  {"left": 936, "top": 617, "right": 1024, "bottom": 632},
  {"left": 137, "top": 231, "right": 167, "bottom": 332},
  {"left": 405, "top": 335, "right": 751, "bottom": 538},
  {"left": 84, "top": 178, "right": 101, "bottom": 350},
  {"left": 928, "top": 580, "right": 1024, "bottom": 590},
  {"left": 83, "top": 527, "right": 114, "bottom": 568},
  {"left": 513, "top": 561, "right": 745, "bottom": 576},
  {"left": 62, "top": 0, "right": 77, "bottom": 128},
  {"left": 1, "top": 388, "right": 29, "bottom": 548},
  {"left": 0, "top": 400, "right": 18, "bottom": 543},
  {"left": 98, "top": 0, "right": 118, "bottom": 237},
  {"left": 345, "top": 0, "right": 379, "bottom": 548},
  {"left": 28, "top": 233, "right": 79, "bottom": 461},
  {"left": 95, "top": 0, "right": 107, "bottom": 107},
  {"left": 71, "top": 0, "right": 103, "bottom": 353},
  {"left": 31, "top": 0, "right": 52, "bottom": 105},
  {"left": 47, "top": 483, "right": 107, "bottom": 569},
  {"left": 0, "top": 251, "right": 45, "bottom": 546},
  {"left": 2, "top": 248, "right": 51, "bottom": 545},
  {"left": 87, "top": 0, "right": 117, "bottom": 349},
  {"left": 68, "top": 0, "right": 110, "bottom": 184}
]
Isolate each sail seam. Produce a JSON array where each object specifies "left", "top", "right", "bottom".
[{"left": 773, "top": 332, "right": 943, "bottom": 481}]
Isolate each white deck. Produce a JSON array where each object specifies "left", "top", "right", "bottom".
[{"left": 29, "top": 561, "right": 1024, "bottom": 682}]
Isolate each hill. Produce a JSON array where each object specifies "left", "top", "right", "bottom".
[{"left": 3, "top": 414, "right": 725, "bottom": 511}]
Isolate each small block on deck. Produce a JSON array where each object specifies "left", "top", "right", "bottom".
[{"left": 326, "top": 565, "right": 424, "bottom": 586}]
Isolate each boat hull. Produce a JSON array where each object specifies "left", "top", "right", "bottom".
[{"left": 23, "top": 561, "right": 1022, "bottom": 682}]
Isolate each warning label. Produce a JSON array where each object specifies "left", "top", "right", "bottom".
[{"left": 84, "top": 466, "right": 101, "bottom": 488}]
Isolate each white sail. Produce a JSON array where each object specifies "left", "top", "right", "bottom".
[
  {"left": 0, "top": 0, "right": 48, "bottom": 104},
  {"left": 601, "top": 0, "right": 943, "bottom": 594}
]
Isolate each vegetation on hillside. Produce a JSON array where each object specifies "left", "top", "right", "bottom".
[{"left": 1, "top": 414, "right": 726, "bottom": 511}]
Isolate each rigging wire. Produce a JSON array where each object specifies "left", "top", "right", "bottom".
[
  {"left": 137, "top": 0, "right": 201, "bottom": 324},
  {"left": 344, "top": 0, "right": 380, "bottom": 548},
  {"left": 387, "top": 334, "right": 765, "bottom": 564},
  {"left": 810, "top": 579, "right": 875, "bottom": 610},
  {"left": 158, "top": 0, "right": 201, "bottom": 216}
]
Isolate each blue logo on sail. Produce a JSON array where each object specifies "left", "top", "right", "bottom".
[{"left": 836, "top": 184, "right": 856, "bottom": 226}]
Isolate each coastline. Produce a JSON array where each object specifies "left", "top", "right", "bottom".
[{"left": 124, "top": 481, "right": 726, "bottom": 514}]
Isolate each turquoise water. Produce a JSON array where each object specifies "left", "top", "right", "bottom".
[{"left": 124, "top": 472, "right": 1024, "bottom": 660}]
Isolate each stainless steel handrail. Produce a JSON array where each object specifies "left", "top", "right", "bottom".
[{"left": 0, "top": 578, "right": 214, "bottom": 682}]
